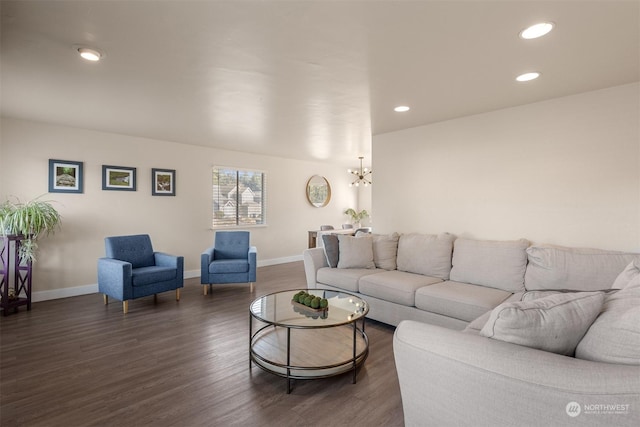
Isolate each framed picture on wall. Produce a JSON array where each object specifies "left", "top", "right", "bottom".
[
  {"left": 102, "top": 165, "right": 136, "bottom": 191},
  {"left": 152, "top": 168, "right": 176, "bottom": 196},
  {"left": 48, "top": 159, "right": 84, "bottom": 193}
]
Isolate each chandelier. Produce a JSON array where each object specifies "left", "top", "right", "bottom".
[{"left": 348, "top": 156, "right": 372, "bottom": 187}]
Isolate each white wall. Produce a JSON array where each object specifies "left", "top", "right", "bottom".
[
  {"left": 0, "top": 117, "right": 356, "bottom": 298},
  {"left": 373, "top": 83, "right": 640, "bottom": 252}
]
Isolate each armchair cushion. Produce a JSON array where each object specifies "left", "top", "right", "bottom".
[
  {"left": 209, "top": 259, "right": 250, "bottom": 274},
  {"left": 213, "top": 232, "right": 251, "bottom": 259},
  {"left": 132, "top": 266, "right": 178, "bottom": 287},
  {"left": 105, "top": 234, "right": 155, "bottom": 268}
]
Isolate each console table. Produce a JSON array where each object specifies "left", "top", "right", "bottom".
[
  {"left": 1, "top": 235, "right": 33, "bottom": 316},
  {"left": 308, "top": 229, "right": 356, "bottom": 248}
]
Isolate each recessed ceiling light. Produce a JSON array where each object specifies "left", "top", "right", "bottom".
[
  {"left": 520, "top": 22, "right": 554, "bottom": 39},
  {"left": 77, "top": 47, "right": 103, "bottom": 61},
  {"left": 394, "top": 106, "right": 410, "bottom": 112},
  {"left": 516, "top": 72, "right": 540, "bottom": 82}
]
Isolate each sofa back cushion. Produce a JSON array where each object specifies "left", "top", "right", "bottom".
[
  {"left": 396, "top": 233, "right": 455, "bottom": 279},
  {"left": 322, "top": 234, "right": 340, "bottom": 268},
  {"left": 480, "top": 291, "right": 605, "bottom": 356},
  {"left": 450, "top": 238, "right": 529, "bottom": 293},
  {"left": 575, "top": 276, "right": 640, "bottom": 365},
  {"left": 524, "top": 245, "right": 640, "bottom": 291},
  {"left": 612, "top": 260, "right": 640, "bottom": 289},
  {"left": 337, "top": 235, "right": 375, "bottom": 269},
  {"left": 372, "top": 233, "right": 400, "bottom": 270}
]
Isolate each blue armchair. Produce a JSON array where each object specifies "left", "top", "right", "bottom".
[
  {"left": 201, "top": 231, "right": 257, "bottom": 295},
  {"left": 98, "top": 234, "right": 184, "bottom": 313}
]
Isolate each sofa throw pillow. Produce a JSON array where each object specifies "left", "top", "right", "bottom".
[
  {"left": 480, "top": 292, "right": 605, "bottom": 356},
  {"left": 524, "top": 245, "right": 640, "bottom": 291},
  {"left": 575, "top": 276, "right": 640, "bottom": 365},
  {"left": 322, "top": 234, "right": 339, "bottom": 268},
  {"left": 450, "top": 238, "right": 529, "bottom": 293},
  {"left": 337, "top": 235, "right": 375, "bottom": 269},
  {"left": 372, "top": 233, "right": 400, "bottom": 270},
  {"left": 612, "top": 260, "right": 640, "bottom": 289},
  {"left": 396, "top": 233, "right": 455, "bottom": 279}
]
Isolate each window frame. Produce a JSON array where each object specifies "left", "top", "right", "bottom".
[{"left": 212, "top": 166, "right": 266, "bottom": 228}]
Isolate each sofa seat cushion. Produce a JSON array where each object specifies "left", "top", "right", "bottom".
[
  {"left": 359, "top": 270, "right": 443, "bottom": 307},
  {"left": 415, "top": 280, "right": 513, "bottom": 322},
  {"left": 316, "top": 267, "right": 382, "bottom": 293},
  {"left": 524, "top": 245, "right": 640, "bottom": 291},
  {"left": 209, "top": 259, "right": 249, "bottom": 274},
  {"left": 450, "top": 238, "right": 529, "bottom": 293},
  {"left": 132, "top": 266, "right": 177, "bottom": 287}
]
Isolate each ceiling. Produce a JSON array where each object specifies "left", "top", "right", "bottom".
[{"left": 1, "top": 1, "right": 638, "bottom": 166}]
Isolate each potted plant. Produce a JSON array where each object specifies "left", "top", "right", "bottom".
[
  {"left": 343, "top": 208, "right": 369, "bottom": 228},
  {"left": 0, "top": 196, "right": 62, "bottom": 262}
]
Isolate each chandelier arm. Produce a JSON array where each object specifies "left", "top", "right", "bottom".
[{"left": 348, "top": 156, "right": 372, "bottom": 186}]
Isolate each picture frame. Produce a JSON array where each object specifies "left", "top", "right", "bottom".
[
  {"left": 49, "top": 159, "right": 84, "bottom": 193},
  {"left": 306, "top": 175, "right": 331, "bottom": 207},
  {"left": 152, "top": 168, "right": 176, "bottom": 196},
  {"left": 102, "top": 165, "right": 136, "bottom": 191}
]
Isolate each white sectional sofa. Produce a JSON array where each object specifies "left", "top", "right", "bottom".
[
  {"left": 305, "top": 233, "right": 534, "bottom": 329},
  {"left": 302, "top": 232, "right": 640, "bottom": 426}
]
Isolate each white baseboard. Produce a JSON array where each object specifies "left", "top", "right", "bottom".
[
  {"left": 31, "top": 256, "right": 303, "bottom": 302},
  {"left": 32, "top": 283, "right": 99, "bottom": 302},
  {"left": 258, "top": 254, "right": 303, "bottom": 267}
]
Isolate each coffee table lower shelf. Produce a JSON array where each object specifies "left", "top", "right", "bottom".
[{"left": 250, "top": 324, "right": 369, "bottom": 392}]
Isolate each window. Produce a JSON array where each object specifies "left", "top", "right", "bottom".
[{"left": 212, "top": 167, "right": 266, "bottom": 227}]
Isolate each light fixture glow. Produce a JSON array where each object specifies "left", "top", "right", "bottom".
[
  {"left": 520, "top": 22, "right": 554, "bottom": 40},
  {"left": 394, "top": 106, "right": 410, "bottom": 112},
  {"left": 516, "top": 72, "right": 540, "bottom": 82},
  {"left": 348, "top": 156, "right": 372, "bottom": 187},
  {"left": 78, "top": 47, "right": 102, "bottom": 61}
]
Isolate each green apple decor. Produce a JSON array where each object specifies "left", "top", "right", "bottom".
[{"left": 292, "top": 291, "right": 328, "bottom": 312}]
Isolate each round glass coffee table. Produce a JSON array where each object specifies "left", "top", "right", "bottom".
[{"left": 249, "top": 289, "right": 369, "bottom": 393}]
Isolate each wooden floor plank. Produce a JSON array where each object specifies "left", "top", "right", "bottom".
[{"left": 0, "top": 261, "right": 404, "bottom": 427}]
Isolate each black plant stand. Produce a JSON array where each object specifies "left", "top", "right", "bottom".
[{"left": 0, "top": 235, "right": 33, "bottom": 316}]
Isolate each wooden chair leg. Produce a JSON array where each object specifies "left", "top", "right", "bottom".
[
  {"left": 250, "top": 282, "right": 254, "bottom": 292},
  {"left": 123, "top": 300, "right": 129, "bottom": 314},
  {"left": 154, "top": 294, "right": 158, "bottom": 303},
  {"left": 176, "top": 288, "right": 180, "bottom": 301},
  {"left": 103, "top": 294, "right": 108, "bottom": 305},
  {"left": 203, "top": 284, "right": 208, "bottom": 295}
]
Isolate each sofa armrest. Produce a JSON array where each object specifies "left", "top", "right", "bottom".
[
  {"left": 201, "top": 246, "right": 215, "bottom": 279},
  {"left": 303, "top": 248, "right": 328, "bottom": 288},
  {"left": 248, "top": 246, "right": 257, "bottom": 282},
  {"left": 154, "top": 252, "right": 178, "bottom": 268},
  {"left": 155, "top": 252, "right": 184, "bottom": 285},
  {"left": 393, "top": 320, "right": 640, "bottom": 427},
  {"left": 97, "top": 257, "right": 133, "bottom": 301}
]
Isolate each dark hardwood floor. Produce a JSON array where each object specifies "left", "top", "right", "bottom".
[{"left": 1, "top": 262, "right": 404, "bottom": 427}]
